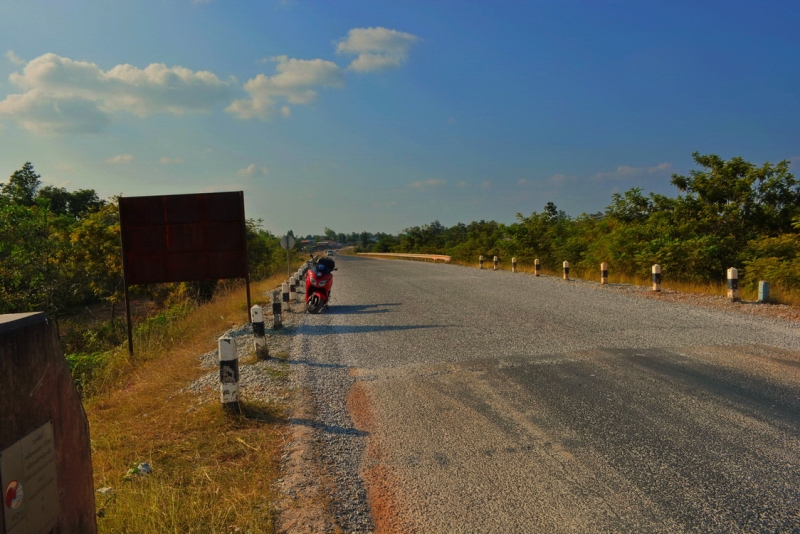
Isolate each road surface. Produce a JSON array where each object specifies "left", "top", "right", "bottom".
[{"left": 290, "top": 254, "right": 800, "bottom": 533}]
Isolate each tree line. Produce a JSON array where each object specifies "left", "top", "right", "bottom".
[
  {"left": 362, "top": 153, "right": 800, "bottom": 291},
  {"left": 0, "top": 162, "right": 292, "bottom": 324}
]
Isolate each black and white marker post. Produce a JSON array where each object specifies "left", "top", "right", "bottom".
[
  {"left": 512, "top": 257, "right": 517, "bottom": 273},
  {"left": 479, "top": 255, "right": 484, "bottom": 269},
  {"left": 534, "top": 259, "right": 540, "bottom": 277},
  {"left": 727, "top": 267, "right": 739, "bottom": 302},
  {"left": 218, "top": 335, "right": 240, "bottom": 412},
  {"left": 652, "top": 264, "right": 662, "bottom": 292},
  {"left": 493, "top": 256, "right": 499, "bottom": 271},
  {"left": 272, "top": 290, "right": 282, "bottom": 330},
  {"left": 289, "top": 277, "right": 296, "bottom": 302},
  {"left": 282, "top": 282, "right": 290, "bottom": 310},
  {"left": 601, "top": 262, "right": 608, "bottom": 285},
  {"left": 251, "top": 304, "right": 268, "bottom": 359},
  {"left": 563, "top": 261, "right": 569, "bottom": 280}
]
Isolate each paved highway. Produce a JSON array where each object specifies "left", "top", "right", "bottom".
[{"left": 291, "top": 254, "right": 800, "bottom": 533}]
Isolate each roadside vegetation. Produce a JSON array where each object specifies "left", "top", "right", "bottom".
[
  {"left": 87, "top": 276, "right": 288, "bottom": 533},
  {"left": 0, "top": 161, "right": 304, "bottom": 392},
  {"left": 355, "top": 153, "right": 800, "bottom": 305}
]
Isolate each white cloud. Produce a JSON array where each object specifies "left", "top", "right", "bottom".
[
  {"left": 53, "top": 163, "right": 75, "bottom": 172},
  {"left": 480, "top": 181, "right": 492, "bottom": 189},
  {"left": 0, "top": 53, "right": 232, "bottom": 134},
  {"left": 237, "top": 164, "right": 269, "bottom": 177},
  {"left": 227, "top": 56, "right": 344, "bottom": 120},
  {"left": 457, "top": 181, "right": 468, "bottom": 187},
  {"left": 518, "top": 178, "right": 529, "bottom": 186},
  {"left": 5, "top": 50, "right": 25, "bottom": 66},
  {"left": 159, "top": 157, "right": 183, "bottom": 164},
  {"left": 336, "top": 27, "right": 420, "bottom": 72},
  {"left": 409, "top": 179, "right": 446, "bottom": 189},
  {"left": 591, "top": 162, "right": 672, "bottom": 182},
  {"left": 107, "top": 154, "right": 134, "bottom": 164},
  {"left": 547, "top": 173, "right": 577, "bottom": 184}
]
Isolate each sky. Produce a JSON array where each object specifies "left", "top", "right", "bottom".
[{"left": 1, "top": 0, "right": 799, "bottom": 237}]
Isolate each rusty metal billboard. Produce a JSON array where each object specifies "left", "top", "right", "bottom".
[
  {"left": 119, "top": 192, "right": 248, "bottom": 285},
  {"left": 118, "top": 191, "right": 251, "bottom": 355}
]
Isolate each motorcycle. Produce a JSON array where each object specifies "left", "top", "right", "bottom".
[{"left": 305, "top": 254, "right": 336, "bottom": 313}]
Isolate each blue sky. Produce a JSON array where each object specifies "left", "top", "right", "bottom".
[{"left": 1, "top": 0, "right": 798, "bottom": 236}]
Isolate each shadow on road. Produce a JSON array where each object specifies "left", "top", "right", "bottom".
[
  {"left": 290, "top": 418, "right": 369, "bottom": 436},
  {"left": 331, "top": 303, "right": 402, "bottom": 315}
]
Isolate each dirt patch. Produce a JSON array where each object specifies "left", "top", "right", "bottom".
[{"left": 347, "top": 380, "right": 413, "bottom": 533}]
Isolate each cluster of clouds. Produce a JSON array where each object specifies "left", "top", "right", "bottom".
[
  {"left": 0, "top": 27, "right": 419, "bottom": 134},
  {"left": 590, "top": 162, "right": 672, "bottom": 182}
]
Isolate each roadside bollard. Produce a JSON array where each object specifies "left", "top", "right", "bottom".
[
  {"left": 289, "top": 277, "right": 296, "bottom": 301},
  {"left": 512, "top": 257, "right": 517, "bottom": 273},
  {"left": 251, "top": 305, "right": 268, "bottom": 359},
  {"left": 563, "top": 261, "right": 569, "bottom": 280},
  {"left": 272, "top": 290, "right": 282, "bottom": 330},
  {"left": 601, "top": 262, "right": 608, "bottom": 285},
  {"left": 218, "top": 336, "right": 240, "bottom": 412},
  {"left": 727, "top": 267, "right": 739, "bottom": 302},
  {"left": 493, "top": 256, "right": 499, "bottom": 271},
  {"left": 758, "top": 281, "right": 770, "bottom": 303},
  {"left": 534, "top": 259, "right": 540, "bottom": 277},
  {"left": 479, "top": 255, "right": 484, "bottom": 269},
  {"left": 652, "top": 264, "right": 661, "bottom": 292}
]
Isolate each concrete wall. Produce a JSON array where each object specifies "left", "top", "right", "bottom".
[{"left": 0, "top": 312, "right": 96, "bottom": 533}]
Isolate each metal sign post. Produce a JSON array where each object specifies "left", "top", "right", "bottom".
[{"left": 280, "top": 235, "right": 295, "bottom": 277}]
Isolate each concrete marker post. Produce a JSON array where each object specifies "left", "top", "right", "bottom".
[
  {"left": 479, "top": 255, "right": 484, "bottom": 269},
  {"left": 218, "top": 335, "right": 240, "bottom": 413},
  {"left": 272, "top": 290, "right": 282, "bottom": 330},
  {"left": 563, "top": 261, "right": 569, "bottom": 280},
  {"left": 493, "top": 256, "right": 499, "bottom": 271},
  {"left": 534, "top": 258, "right": 540, "bottom": 277},
  {"left": 652, "top": 264, "right": 661, "bottom": 292},
  {"left": 512, "top": 257, "right": 517, "bottom": 273},
  {"left": 727, "top": 267, "right": 739, "bottom": 302},
  {"left": 758, "top": 281, "right": 770, "bottom": 303},
  {"left": 289, "top": 277, "right": 296, "bottom": 301},
  {"left": 250, "top": 305, "right": 268, "bottom": 360},
  {"left": 282, "top": 282, "right": 290, "bottom": 312},
  {"left": 601, "top": 262, "right": 608, "bottom": 285}
]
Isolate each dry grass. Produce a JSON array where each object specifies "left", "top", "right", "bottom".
[
  {"left": 449, "top": 258, "right": 800, "bottom": 306},
  {"left": 88, "top": 273, "right": 290, "bottom": 533}
]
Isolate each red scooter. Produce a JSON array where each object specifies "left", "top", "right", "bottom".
[{"left": 305, "top": 255, "right": 336, "bottom": 313}]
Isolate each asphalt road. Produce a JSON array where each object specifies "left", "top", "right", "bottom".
[{"left": 294, "top": 254, "right": 800, "bottom": 533}]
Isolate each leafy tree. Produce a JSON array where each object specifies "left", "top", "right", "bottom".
[
  {"left": 70, "top": 202, "right": 124, "bottom": 320},
  {"left": 669, "top": 152, "right": 800, "bottom": 277},
  {"left": 1, "top": 162, "right": 42, "bottom": 206}
]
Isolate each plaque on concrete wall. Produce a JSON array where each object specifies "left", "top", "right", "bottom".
[{"left": 1, "top": 421, "right": 59, "bottom": 534}]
